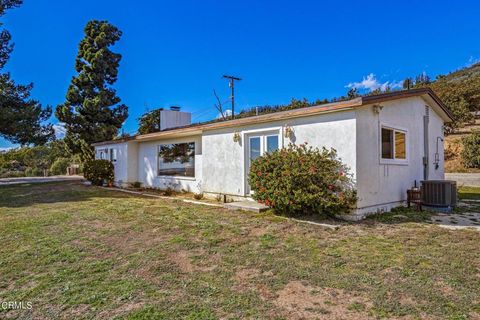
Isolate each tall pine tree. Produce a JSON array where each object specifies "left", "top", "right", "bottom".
[
  {"left": 56, "top": 20, "right": 128, "bottom": 160},
  {"left": 138, "top": 108, "right": 162, "bottom": 134},
  {"left": 0, "top": 0, "right": 54, "bottom": 145}
]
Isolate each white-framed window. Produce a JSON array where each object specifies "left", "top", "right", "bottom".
[
  {"left": 380, "top": 126, "right": 408, "bottom": 164},
  {"left": 97, "top": 148, "right": 117, "bottom": 162},
  {"left": 98, "top": 149, "right": 107, "bottom": 160},
  {"left": 158, "top": 142, "right": 195, "bottom": 177}
]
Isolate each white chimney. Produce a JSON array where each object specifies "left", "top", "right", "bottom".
[{"left": 159, "top": 107, "right": 191, "bottom": 131}]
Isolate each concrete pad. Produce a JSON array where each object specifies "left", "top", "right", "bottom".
[
  {"left": 224, "top": 201, "right": 269, "bottom": 213},
  {"left": 431, "top": 211, "right": 480, "bottom": 231}
]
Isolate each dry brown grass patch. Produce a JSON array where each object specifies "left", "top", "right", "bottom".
[{"left": 275, "top": 281, "right": 372, "bottom": 320}]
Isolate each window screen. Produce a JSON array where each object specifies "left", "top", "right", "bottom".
[{"left": 395, "top": 131, "right": 406, "bottom": 159}]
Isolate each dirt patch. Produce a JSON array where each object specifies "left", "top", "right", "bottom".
[
  {"left": 275, "top": 281, "right": 372, "bottom": 320},
  {"left": 249, "top": 226, "right": 269, "bottom": 237},
  {"left": 170, "top": 250, "right": 194, "bottom": 273},
  {"left": 235, "top": 268, "right": 261, "bottom": 283},
  {"left": 435, "top": 279, "right": 455, "bottom": 297},
  {"left": 96, "top": 301, "right": 145, "bottom": 319},
  {"left": 232, "top": 268, "right": 275, "bottom": 300}
]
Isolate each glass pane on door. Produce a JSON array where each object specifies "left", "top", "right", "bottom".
[
  {"left": 266, "top": 135, "right": 279, "bottom": 153},
  {"left": 249, "top": 137, "right": 261, "bottom": 161}
]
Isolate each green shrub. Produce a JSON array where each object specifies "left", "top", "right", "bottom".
[
  {"left": 131, "top": 181, "right": 142, "bottom": 188},
  {"left": 24, "top": 167, "right": 44, "bottom": 177},
  {"left": 49, "top": 157, "right": 70, "bottom": 176},
  {"left": 462, "top": 131, "right": 480, "bottom": 168},
  {"left": 248, "top": 143, "right": 357, "bottom": 217},
  {"left": 193, "top": 193, "right": 204, "bottom": 200},
  {"left": 0, "top": 170, "right": 25, "bottom": 178},
  {"left": 83, "top": 159, "right": 114, "bottom": 186}
]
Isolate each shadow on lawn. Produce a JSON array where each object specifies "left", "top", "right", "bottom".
[{"left": 0, "top": 181, "right": 133, "bottom": 208}]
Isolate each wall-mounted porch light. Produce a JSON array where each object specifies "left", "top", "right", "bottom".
[{"left": 233, "top": 131, "right": 241, "bottom": 143}]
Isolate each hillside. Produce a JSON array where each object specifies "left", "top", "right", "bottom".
[
  {"left": 445, "top": 118, "right": 480, "bottom": 173},
  {"left": 424, "top": 63, "right": 480, "bottom": 172},
  {"left": 430, "top": 62, "right": 480, "bottom": 111}
]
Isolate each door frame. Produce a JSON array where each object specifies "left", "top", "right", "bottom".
[{"left": 243, "top": 128, "right": 282, "bottom": 196}]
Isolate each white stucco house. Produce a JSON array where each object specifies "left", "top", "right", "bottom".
[{"left": 93, "top": 88, "right": 453, "bottom": 219}]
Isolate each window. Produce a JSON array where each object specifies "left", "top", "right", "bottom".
[
  {"left": 158, "top": 142, "right": 195, "bottom": 177},
  {"left": 249, "top": 137, "right": 261, "bottom": 161},
  {"left": 98, "top": 149, "right": 108, "bottom": 160},
  {"left": 266, "top": 135, "right": 279, "bottom": 153},
  {"left": 381, "top": 127, "right": 407, "bottom": 161},
  {"left": 109, "top": 148, "right": 117, "bottom": 162}
]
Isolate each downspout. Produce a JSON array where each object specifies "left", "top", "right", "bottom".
[{"left": 423, "top": 106, "right": 429, "bottom": 180}]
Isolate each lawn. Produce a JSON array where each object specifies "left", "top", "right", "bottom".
[
  {"left": 0, "top": 182, "right": 479, "bottom": 319},
  {"left": 459, "top": 186, "right": 480, "bottom": 200}
]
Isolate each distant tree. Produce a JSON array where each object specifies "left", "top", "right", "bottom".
[
  {"left": 138, "top": 108, "right": 162, "bottom": 134},
  {"left": 441, "top": 92, "right": 474, "bottom": 134},
  {"left": 415, "top": 73, "right": 431, "bottom": 85},
  {"left": 56, "top": 20, "right": 128, "bottom": 161},
  {"left": 402, "top": 78, "right": 413, "bottom": 89},
  {"left": 0, "top": 0, "right": 54, "bottom": 145},
  {"left": 347, "top": 88, "right": 360, "bottom": 99},
  {"left": 462, "top": 131, "right": 480, "bottom": 168}
]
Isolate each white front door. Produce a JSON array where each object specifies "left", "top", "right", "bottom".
[{"left": 246, "top": 133, "right": 279, "bottom": 194}]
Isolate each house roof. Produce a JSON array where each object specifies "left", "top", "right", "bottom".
[{"left": 92, "top": 88, "right": 453, "bottom": 147}]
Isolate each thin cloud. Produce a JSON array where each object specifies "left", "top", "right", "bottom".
[
  {"left": 0, "top": 147, "right": 14, "bottom": 153},
  {"left": 346, "top": 73, "right": 402, "bottom": 92},
  {"left": 467, "top": 55, "right": 480, "bottom": 66},
  {"left": 53, "top": 123, "right": 66, "bottom": 139}
]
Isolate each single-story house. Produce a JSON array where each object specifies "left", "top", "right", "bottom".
[{"left": 93, "top": 88, "right": 453, "bottom": 219}]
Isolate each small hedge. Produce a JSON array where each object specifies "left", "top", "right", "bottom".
[
  {"left": 25, "top": 167, "right": 44, "bottom": 177},
  {"left": 248, "top": 143, "right": 357, "bottom": 217},
  {"left": 83, "top": 159, "right": 114, "bottom": 186},
  {"left": 461, "top": 131, "right": 480, "bottom": 168},
  {"left": 49, "top": 157, "right": 70, "bottom": 176}
]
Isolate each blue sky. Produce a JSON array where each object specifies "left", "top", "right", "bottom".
[{"left": 1, "top": 0, "right": 480, "bottom": 149}]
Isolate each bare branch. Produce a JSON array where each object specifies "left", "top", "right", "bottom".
[{"left": 213, "top": 89, "right": 226, "bottom": 120}]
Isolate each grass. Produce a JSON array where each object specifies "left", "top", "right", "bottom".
[
  {"left": 459, "top": 186, "right": 480, "bottom": 200},
  {"left": 0, "top": 182, "right": 479, "bottom": 319}
]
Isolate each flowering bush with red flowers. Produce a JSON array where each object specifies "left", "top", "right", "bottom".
[{"left": 248, "top": 143, "right": 356, "bottom": 217}]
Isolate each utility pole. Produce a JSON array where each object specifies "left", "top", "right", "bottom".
[{"left": 223, "top": 75, "right": 241, "bottom": 119}]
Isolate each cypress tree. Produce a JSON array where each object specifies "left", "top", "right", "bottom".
[{"left": 56, "top": 20, "right": 128, "bottom": 160}]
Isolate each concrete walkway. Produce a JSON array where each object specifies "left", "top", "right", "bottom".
[
  {"left": 0, "top": 175, "right": 84, "bottom": 186},
  {"left": 224, "top": 201, "right": 269, "bottom": 213},
  {"left": 445, "top": 173, "right": 480, "bottom": 187}
]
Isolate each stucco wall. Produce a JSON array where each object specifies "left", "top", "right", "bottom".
[
  {"left": 355, "top": 97, "right": 445, "bottom": 215},
  {"left": 201, "top": 111, "right": 357, "bottom": 196},
  {"left": 126, "top": 142, "right": 138, "bottom": 183},
  {"left": 427, "top": 109, "right": 445, "bottom": 180},
  {"left": 137, "top": 135, "right": 202, "bottom": 193}
]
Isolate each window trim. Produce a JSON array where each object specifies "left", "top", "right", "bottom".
[
  {"left": 157, "top": 141, "right": 196, "bottom": 178},
  {"left": 379, "top": 124, "right": 409, "bottom": 165}
]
